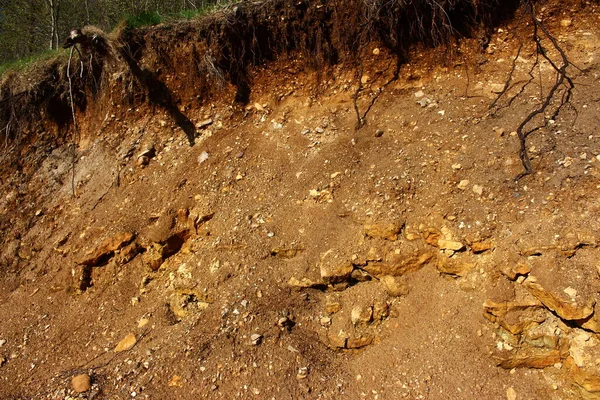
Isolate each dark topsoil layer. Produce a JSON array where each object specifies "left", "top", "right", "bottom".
[{"left": 0, "top": 0, "right": 527, "bottom": 167}]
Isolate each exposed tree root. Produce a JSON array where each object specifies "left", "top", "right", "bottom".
[
  {"left": 491, "top": 1, "right": 576, "bottom": 178},
  {"left": 353, "top": 61, "right": 399, "bottom": 130}
]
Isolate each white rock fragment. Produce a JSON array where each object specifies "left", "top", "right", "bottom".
[
  {"left": 563, "top": 287, "right": 577, "bottom": 298},
  {"left": 251, "top": 333, "right": 263, "bottom": 345},
  {"left": 457, "top": 180, "right": 470, "bottom": 190},
  {"left": 560, "top": 19, "right": 572, "bottom": 27},
  {"left": 507, "top": 387, "right": 517, "bottom": 400},
  {"left": 198, "top": 151, "right": 209, "bottom": 164},
  {"left": 417, "top": 98, "right": 431, "bottom": 107},
  {"left": 490, "top": 83, "right": 505, "bottom": 93}
]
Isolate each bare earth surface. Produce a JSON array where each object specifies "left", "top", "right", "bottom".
[{"left": 1, "top": 3, "right": 600, "bottom": 399}]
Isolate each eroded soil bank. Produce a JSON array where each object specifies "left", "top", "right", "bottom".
[{"left": 1, "top": 0, "right": 600, "bottom": 398}]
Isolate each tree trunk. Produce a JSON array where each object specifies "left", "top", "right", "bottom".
[
  {"left": 46, "top": 0, "right": 61, "bottom": 50},
  {"left": 84, "top": 0, "right": 91, "bottom": 25}
]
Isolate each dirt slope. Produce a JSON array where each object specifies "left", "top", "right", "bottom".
[{"left": 1, "top": 0, "right": 600, "bottom": 399}]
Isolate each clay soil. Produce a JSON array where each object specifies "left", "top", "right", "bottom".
[{"left": 1, "top": 1, "right": 600, "bottom": 399}]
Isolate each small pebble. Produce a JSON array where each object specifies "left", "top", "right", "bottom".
[
  {"left": 251, "top": 334, "right": 263, "bottom": 346},
  {"left": 297, "top": 367, "right": 309, "bottom": 379},
  {"left": 71, "top": 374, "right": 92, "bottom": 393}
]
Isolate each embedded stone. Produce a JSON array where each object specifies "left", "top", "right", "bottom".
[
  {"left": 363, "top": 253, "right": 433, "bottom": 277},
  {"left": 524, "top": 278, "right": 595, "bottom": 321},
  {"left": 380, "top": 275, "right": 408, "bottom": 297},
  {"left": 351, "top": 305, "right": 373, "bottom": 325},
  {"left": 114, "top": 333, "right": 137, "bottom": 353},
  {"left": 79, "top": 232, "right": 135, "bottom": 266},
  {"left": 483, "top": 299, "right": 546, "bottom": 335},
  {"left": 347, "top": 335, "right": 374, "bottom": 349},
  {"left": 71, "top": 374, "right": 91, "bottom": 393},
  {"left": 471, "top": 241, "right": 494, "bottom": 253},
  {"left": 320, "top": 262, "right": 354, "bottom": 284},
  {"left": 364, "top": 222, "right": 404, "bottom": 241}
]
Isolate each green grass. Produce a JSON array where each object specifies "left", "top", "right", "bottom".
[
  {"left": 125, "top": 10, "right": 163, "bottom": 29},
  {"left": 125, "top": 2, "right": 237, "bottom": 28},
  {"left": 1, "top": 2, "right": 239, "bottom": 76},
  {"left": 0, "top": 49, "right": 67, "bottom": 78}
]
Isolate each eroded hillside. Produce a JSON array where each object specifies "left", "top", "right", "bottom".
[{"left": 1, "top": 0, "right": 600, "bottom": 398}]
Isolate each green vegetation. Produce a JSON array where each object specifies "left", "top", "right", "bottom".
[
  {"left": 124, "top": 3, "right": 229, "bottom": 29},
  {"left": 0, "top": 0, "right": 236, "bottom": 69},
  {"left": 125, "top": 11, "right": 163, "bottom": 29},
  {"left": 169, "top": 7, "right": 214, "bottom": 21},
  {"left": 0, "top": 49, "right": 67, "bottom": 77}
]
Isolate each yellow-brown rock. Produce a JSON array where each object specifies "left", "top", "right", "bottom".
[
  {"left": 495, "top": 337, "right": 569, "bottom": 369},
  {"left": 564, "top": 356, "right": 600, "bottom": 398},
  {"left": 507, "top": 387, "right": 517, "bottom": 400},
  {"left": 436, "top": 257, "right": 474, "bottom": 277},
  {"left": 347, "top": 335, "right": 374, "bottom": 349},
  {"left": 350, "top": 268, "right": 372, "bottom": 283},
  {"left": 169, "top": 289, "right": 210, "bottom": 319},
  {"left": 500, "top": 262, "right": 531, "bottom": 281},
  {"left": 320, "top": 262, "right": 354, "bottom": 284},
  {"left": 364, "top": 222, "right": 403, "bottom": 241},
  {"left": 423, "top": 228, "right": 464, "bottom": 251},
  {"left": 142, "top": 243, "right": 165, "bottom": 271},
  {"left": 423, "top": 228, "right": 442, "bottom": 247},
  {"left": 471, "top": 240, "right": 494, "bottom": 253},
  {"left": 115, "top": 242, "right": 142, "bottom": 266},
  {"left": 521, "top": 239, "right": 596, "bottom": 258},
  {"left": 79, "top": 232, "right": 135, "bottom": 266},
  {"left": 351, "top": 305, "right": 373, "bottom": 325},
  {"left": 114, "top": 333, "right": 137, "bottom": 353},
  {"left": 288, "top": 277, "right": 323, "bottom": 289},
  {"left": 168, "top": 375, "right": 184, "bottom": 387},
  {"left": 437, "top": 239, "right": 465, "bottom": 251},
  {"left": 363, "top": 253, "right": 433, "bottom": 277},
  {"left": 373, "top": 301, "right": 390, "bottom": 321},
  {"left": 380, "top": 275, "right": 409, "bottom": 297},
  {"left": 521, "top": 246, "right": 554, "bottom": 257},
  {"left": 483, "top": 299, "right": 546, "bottom": 335},
  {"left": 327, "top": 330, "right": 349, "bottom": 348},
  {"left": 271, "top": 247, "right": 304, "bottom": 258},
  {"left": 325, "top": 300, "right": 342, "bottom": 314},
  {"left": 524, "top": 278, "right": 595, "bottom": 321},
  {"left": 577, "top": 305, "right": 600, "bottom": 333}
]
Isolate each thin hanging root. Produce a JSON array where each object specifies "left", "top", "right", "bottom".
[
  {"left": 514, "top": 0, "right": 575, "bottom": 178},
  {"left": 67, "top": 46, "right": 82, "bottom": 197},
  {"left": 489, "top": 40, "right": 523, "bottom": 113}
]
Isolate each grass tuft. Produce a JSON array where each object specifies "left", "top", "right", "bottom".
[{"left": 125, "top": 11, "right": 163, "bottom": 29}]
